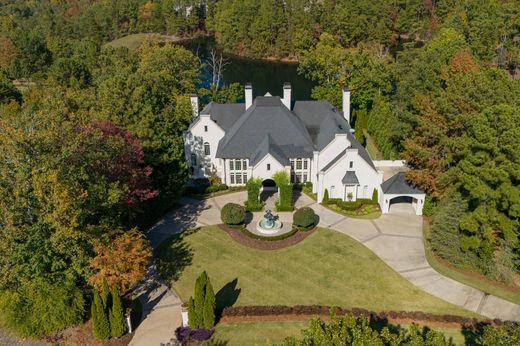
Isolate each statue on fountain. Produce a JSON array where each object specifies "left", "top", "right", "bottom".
[
  {"left": 263, "top": 209, "right": 276, "bottom": 229},
  {"left": 256, "top": 208, "right": 282, "bottom": 234}
]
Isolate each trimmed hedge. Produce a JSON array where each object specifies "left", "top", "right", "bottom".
[
  {"left": 221, "top": 305, "right": 498, "bottom": 325},
  {"left": 293, "top": 207, "right": 315, "bottom": 228},
  {"left": 240, "top": 227, "right": 299, "bottom": 241},
  {"left": 221, "top": 203, "right": 245, "bottom": 225}
]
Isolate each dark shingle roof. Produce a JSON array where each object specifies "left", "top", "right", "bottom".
[
  {"left": 342, "top": 171, "right": 359, "bottom": 185},
  {"left": 293, "top": 101, "right": 376, "bottom": 170},
  {"left": 201, "top": 102, "right": 245, "bottom": 131},
  {"left": 381, "top": 172, "right": 425, "bottom": 194},
  {"left": 216, "top": 96, "right": 314, "bottom": 159},
  {"left": 250, "top": 135, "right": 290, "bottom": 166}
]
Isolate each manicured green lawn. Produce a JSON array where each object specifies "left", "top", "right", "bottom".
[
  {"left": 106, "top": 33, "right": 183, "bottom": 50},
  {"left": 212, "top": 321, "right": 309, "bottom": 345},
  {"left": 211, "top": 321, "right": 466, "bottom": 346},
  {"left": 423, "top": 221, "right": 520, "bottom": 305},
  {"left": 156, "top": 226, "right": 479, "bottom": 318}
]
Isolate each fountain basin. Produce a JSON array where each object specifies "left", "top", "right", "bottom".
[{"left": 256, "top": 219, "right": 283, "bottom": 235}]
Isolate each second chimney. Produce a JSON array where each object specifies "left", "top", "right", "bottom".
[
  {"left": 190, "top": 93, "right": 199, "bottom": 120},
  {"left": 245, "top": 83, "right": 253, "bottom": 109},
  {"left": 282, "top": 82, "right": 291, "bottom": 109},
  {"left": 342, "top": 87, "right": 350, "bottom": 124}
]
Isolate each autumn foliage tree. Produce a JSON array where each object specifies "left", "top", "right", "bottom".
[{"left": 89, "top": 228, "right": 152, "bottom": 293}]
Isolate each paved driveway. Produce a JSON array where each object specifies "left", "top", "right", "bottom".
[{"left": 131, "top": 191, "right": 520, "bottom": 345}]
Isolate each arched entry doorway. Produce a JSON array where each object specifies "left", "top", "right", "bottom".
[
  {"left": 262, "top": 179, "right": 276, "bottom": 188},
  {"left": 260, "top": 179, "right": 278, "bottom": 206}
]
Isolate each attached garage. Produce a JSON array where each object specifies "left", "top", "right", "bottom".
[{"left": 380, "top": 172, "right": 426, "bottom": 215}]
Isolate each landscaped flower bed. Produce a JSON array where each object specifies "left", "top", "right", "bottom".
[{"left": 324, "top": 198, "right": 381, "bottom": 218}]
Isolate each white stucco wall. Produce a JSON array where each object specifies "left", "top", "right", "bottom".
[
  {"left": 317, "top": 148, "right": 383, "bottom": 203},
  {"left": 251, "top": 154, "right": 286, "bottom": 181},
  {"left": 184, "top": 114, "right": 225, "bottom": 178}
]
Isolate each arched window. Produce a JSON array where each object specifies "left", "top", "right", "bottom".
[{"left": 204, "top": 142, "right": 210, "bottom": 155}]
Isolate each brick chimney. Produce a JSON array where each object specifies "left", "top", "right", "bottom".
[
  {"left": 282, "top": 82, "right": 291, "bottom": 109},
  {"left": 245, "top": 83, "right": 253, "bottom": 109},
  {"left": 342, "top": 87, "right": 350, "bottom": 123}
]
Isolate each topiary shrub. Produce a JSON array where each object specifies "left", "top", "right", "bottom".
[
  {"left": 371, "top": 188, "right": 378, "bottom": 204},
  {"left": 293, "top": 207, "right": 316, "bottom": 229},
  {"left": 322, "top": 189, "right": 329, "bottom": 204},
  {"left": 422, "top": 194, "right": 435, "bottom": 216},
  {"left": 221, "top": 203, "right": 245, "bottom": 225},
  {"left": 245, "top": 177, "right": 263, "bottom": 211}
]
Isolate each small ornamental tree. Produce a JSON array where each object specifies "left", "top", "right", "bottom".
[
  {"left": 188, "top": 271, "right": 216, "bottom": 329},
  {"left": 202, "top": 278, "right": 216, "bottom": 328},
  {"left": 109, "top": 286, "right": 127, "bottom": 337},
  {"left": 92, "top": 291, "right": 110, "bottom": 340},
  {"left": 89, "top": 228, "right": 152, "bottom": 294},
  {"left": 221, "top": 203, "right": 245, "bottom": 225},
  {"left": 293, "top": 207, "right": 316, "bottom": 229},
  {"left": 371, "top": 188, "right": 378, "bottom": 204},
  {"left": 322, "top": 189, "right": 329, "bottom": 204}
]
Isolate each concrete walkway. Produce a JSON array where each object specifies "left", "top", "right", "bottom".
[{"left": 131, "top": 191, "right": 519, "bottom": 345}]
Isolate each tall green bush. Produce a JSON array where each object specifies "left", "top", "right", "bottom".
[
  {"left": 109, "top": 286, "right": 126, "bottom": 337},
  {"left": 0, "top": 280, "right": 84, "bottom": 338},
  {"left": 371, "top": 188, "right": 378, "bottom": 204},
  {"left": 276, "top": 183, "right": 293, "bottom": 211},
  {"left": 203, "top": 278, "right": 216, "bottom": 328},
  {"left": 188, "top": 271, "right": 216, "bottom": 329},
  {"left": 220, "top": 203, "right": 245, "bottom": 225},
  {"left": 92, "top": 290, "right": 110, "bottom": 340},
  {"left": 246, "top": 177, "right": 263, "bottom": 211},
  {"left": 322, "top": 189, "right": 329, "bottom": 204},
  {"left": 272, "top": 170, "right": 290, "bottom": 186},
  {"left": 101, "top": 277, "right": 110, "bottom": 308}
]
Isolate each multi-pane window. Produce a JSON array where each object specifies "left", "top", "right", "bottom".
[
  {"left": 290, "top": 158, "right": 310, "bottom": 183},
  {"left": 228, "top": 159, "right": 248, "bottom": 185},
  {"left": 204, "top": 142, "right": 210, "bottom": 155}
]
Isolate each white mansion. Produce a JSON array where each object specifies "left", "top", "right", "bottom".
[{"left": 184, "top": 83, "right": 425, "bottom": 215}]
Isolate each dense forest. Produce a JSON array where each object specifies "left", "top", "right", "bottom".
[{"left": 0, "top": 0, "right": 519, "bottom": 340}]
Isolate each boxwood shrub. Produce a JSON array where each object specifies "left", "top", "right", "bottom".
[
  {"left": 293, "top": 207, "right": 316, "bottom": 229},
  {"left": 221, "top": 203, "right": 245, "bottom": 225}
]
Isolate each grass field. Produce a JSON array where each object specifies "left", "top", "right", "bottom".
[
  {"left": 211, "top": 321, "right": 466, "bottom": 346},
  {"left": 106, "top": 33, "right": 183, "bottom": 50},
  {"left": 156, "top": 226, "right": 479, "bottom": 317},
  {"left": 423, "top": 220, "right": 520, "bottom": 306}
]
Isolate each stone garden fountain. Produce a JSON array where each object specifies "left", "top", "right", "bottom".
[{"left": 256, "top": 209, "right": 283, "bottom": 235}]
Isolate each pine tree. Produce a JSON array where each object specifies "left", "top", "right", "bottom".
[
  {"left": 109, "top": 286, "right": 127, "bottom": 337},
  {"left": 92, "top": 291, "right": 110, "bottom": 339},
  {"left": 101, "top": 278, "right": 110, "bottom": 309},
  {"left": 193, "top": 271, "right": 208, "bottom": 328},
  {"left": 187, "top": 296, "right": 199, "bottom": 328},
  {"left": 202, "top": 277, "right": 216, "bottom": 328},
  {"left": 322, "top": 189, "right": 329, "bottom": 204}
]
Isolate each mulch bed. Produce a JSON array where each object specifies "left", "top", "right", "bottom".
[
  {"left": 218, "top": 305, "right": 499, "bottom": 330},
  {"left": 218, "top": 224, "right": 317, "bottom": 250},
  {"left": 219, "top": 313, "right": 471, "bottom": 329}
]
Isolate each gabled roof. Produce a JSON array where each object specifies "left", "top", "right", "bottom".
[
  {"left": 250, "top": 135, "right": 290, "bottom": 166},
  {"left": 342, "top": 171, "right": 359, "bottom": 185},
  {"left": 321, "top": 149, "right": 347, "bottom": 172},
  {"left": 216, "top": 96, "right": 314, "bottom": 159},
  {"left": 381, "top": 172, "right": 425, "bottom": 195},
  {"left": 201, "top": 102, "right": 245, "bottom": 131},
  {"left": 293, "top": 101, "right": 376, "bottom": 170}
]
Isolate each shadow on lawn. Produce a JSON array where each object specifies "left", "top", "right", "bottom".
[
  {"left": 216, "top": 278, "right": 241, "bottom": 319},
  {"left": 154, "top": 229, "right": 197, "bottom": 283}
]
